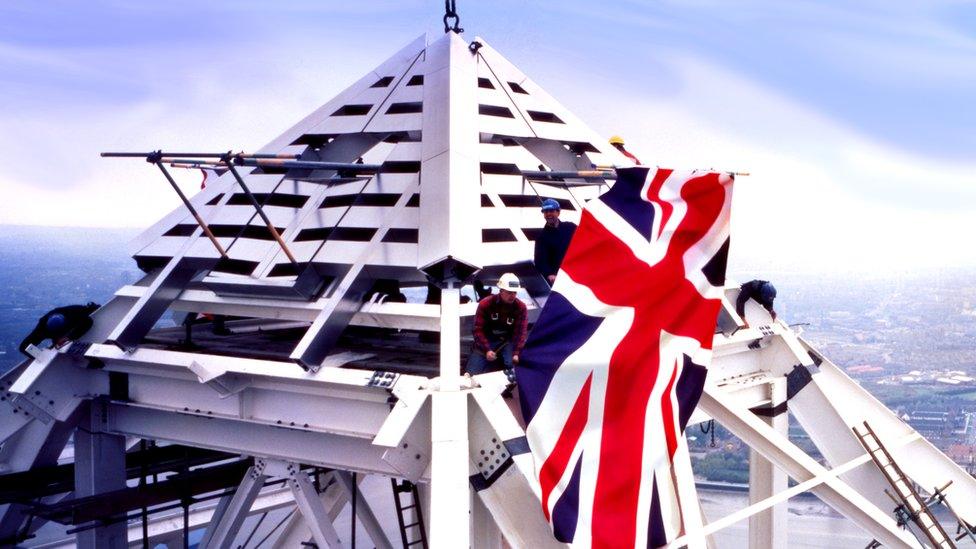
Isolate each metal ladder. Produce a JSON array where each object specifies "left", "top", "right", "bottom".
[
  {"left": 854, "top": 421, "right": 955, "bottom": 549},
  {"left": 391, "top": 479, "right": 429, "bottom": 549}
]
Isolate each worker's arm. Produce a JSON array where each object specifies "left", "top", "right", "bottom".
[
  {"left": 18, "top": 319, "right": 47, "bottom": 357},
  {"left": 735, "top": 288, "right": 750, "bottom": 319},
  {"left": 512, "top": 302, "right": 529, "bottom": 363},
  {"left": 472, "top": 299, "right": 492, "bottom": 353}
]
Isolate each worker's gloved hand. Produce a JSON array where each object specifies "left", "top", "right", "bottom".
[{"left": 486, "top": 350, "right": 497, "bottom": 361}]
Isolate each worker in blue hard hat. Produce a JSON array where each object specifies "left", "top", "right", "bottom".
[
  {"left": 533, "top": 198, "right": 577, "bottom": 286},
  {"left": 735, "top": 280, "right": 777, "bottom": 329},
  {"left": 19, "top": 302, "right": 99, "bottom": 357}
]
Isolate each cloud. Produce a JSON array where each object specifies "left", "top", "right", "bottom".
[{"left": 562, "top": 52, "right": 975, "bottom": 272}]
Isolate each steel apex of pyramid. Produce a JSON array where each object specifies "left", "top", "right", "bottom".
[{"left": 128, "top": 31, "right": 630, "bottom": 295}]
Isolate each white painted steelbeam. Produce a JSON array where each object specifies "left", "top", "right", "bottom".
[
  {"left": 200, "top": 466, "right": 267, "bottom": 549},
  {"left": 469, "top": 383, "right": 564, "bottom": 549},
  {"left": 113, "top": 284, "right": 483, "bottom": 332},
  {"left": 103, "top": 403, "right": 418, "bottom": 479},
  {"left": 86, "top": 343, "right": 403, "bottom": 391},
  {"left": 274, "top": 474, "right": 349, "bottom": 548},
  {"left": 0, "top": 404, "right": 78, "bottom": 542},
  {"left": 666, "top": 432, "right": 922, "bottom": 548},
  {"left": 292, "top": 179, "right": 422, "bottom": 370},
  {"left": 795, "top": 336, "right": 976, "bottom": 525},
  {"left": 699, "top": 385, "right": 921, "bottom": 548},
  {"left": 290, "top": 471, "right": 344, "bottom": 548},
  {"left": 106, "top": 255, "right": 217, "bottom": 351},
  {"left": 335, "top": 472, "right": 394, "bottom": 549}
]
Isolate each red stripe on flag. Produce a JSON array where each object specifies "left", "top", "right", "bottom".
[{"left": 539, "top": 373, "right": 593, "bottom": 521}]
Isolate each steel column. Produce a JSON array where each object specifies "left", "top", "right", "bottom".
[
  {"left": 75, "top": 401, "right": 127, "bottom": 549},
  {"left": 748, "top": 379, "right": 788, "bottom": 549}
]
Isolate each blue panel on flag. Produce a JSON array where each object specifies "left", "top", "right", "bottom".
[
  {"left": 517, "top": 291, "right": 603, "bottom": 424},
  {"left": 598, "top": 167, "right": 654, "bottom": 240}
]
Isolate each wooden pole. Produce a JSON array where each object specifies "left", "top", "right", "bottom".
[
  {"left": 223, "top": 162, "right": 298, "bottom": 264},
  {"left": 155, "top": 163, "right": 227, "bottom": 258}
]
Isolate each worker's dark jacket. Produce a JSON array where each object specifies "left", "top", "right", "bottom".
[
  {"left": 472, "top": 295, "right": 528, "bottom": 355},
  {"left": 19, "top": 304, "right": 97, "bottom": 356},
  {"left": 735, "top": 280, "right": 774, "bottom": 318},
  {"left": 533, "top": 221, "right": 578, "bottom": 280}
]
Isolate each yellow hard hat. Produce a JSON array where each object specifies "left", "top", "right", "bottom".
[{"left": 608, "top": 135, "right": 625, "bottom": 145}]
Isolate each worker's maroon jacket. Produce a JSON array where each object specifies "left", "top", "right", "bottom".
[{"left": 472, "top": 294, "right": 528, "bottom": 355}]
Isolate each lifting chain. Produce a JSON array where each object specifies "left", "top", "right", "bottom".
[
  {"left": 443, "top": 0, "right": 463, "bottom": 33},
  {"left": 700, "top": 419, "right": 717, "bottom": 448}
]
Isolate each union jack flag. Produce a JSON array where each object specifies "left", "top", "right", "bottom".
[{"left": 517, "top": 166, "right": 734, "bottom": 548}]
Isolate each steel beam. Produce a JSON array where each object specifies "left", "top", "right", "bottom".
[
  {"left": 74, "top": 401, "right": 127, "bottom": 549},
  {"left": 335, "top": 472, "right": 394, "bottom": 549},
  {"left": 106, "top": 256, "right": 216, "bottom": 351},
  {"left": 290, "top": 470, "right": 343, "bottom": 548},
  {"left": 0, "top": 401, "right": 78, "bottom": 545},
  {"left": 103, "top": 403, "right": 408, "bottom": 478},
  {"left": 274, "top": 473, "right": 349, "bottom": 548},
  {"left": 200, "top": 466, "right": 267, "bottom": 549},
  {"left": 699, "top": 384, "right": 921, "bottom": 548},
  {"left": 290, "top": 178, "right": 420, "bottom": 370}
]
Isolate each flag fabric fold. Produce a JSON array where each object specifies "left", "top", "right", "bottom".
[{"left": 517, "top": 166, "right": 734, "bottom": 548}]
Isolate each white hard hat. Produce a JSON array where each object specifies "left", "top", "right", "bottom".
[{"left": 497, "top": 273, "right": 521, "bottom": 291}]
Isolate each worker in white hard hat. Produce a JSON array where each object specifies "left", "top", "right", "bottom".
[
  {"left": 466, "top": 273, "right": 528, "bottom": 375},
  {"left": 609, "top": 135, "right": 642, "bottom": 165}
]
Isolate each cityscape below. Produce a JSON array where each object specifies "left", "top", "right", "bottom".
[{"left": 2, "top": 224, "right": 974, "bottom": 486}]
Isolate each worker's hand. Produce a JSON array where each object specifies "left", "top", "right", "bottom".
[
  {"left": 771, "top": 311, "right": 777, "bottom": 321},
  {"left": 547, "top": 275, "right": 556, "bottom": 283},
  {"left": 743, "top": 321, "right": 750, "bottom": 329},
  {"left": 512, "top": 354, "right": 520, "bottom": 364},
  {"left": 486, "top": 350, "right": 497, "bottom": 361}
]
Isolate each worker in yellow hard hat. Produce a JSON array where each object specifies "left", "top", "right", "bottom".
[{"left": 609, "top": 135, "right": 642, "bottom": 165}]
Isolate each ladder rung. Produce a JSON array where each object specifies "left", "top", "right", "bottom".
[
  {"left": 401, "top": 504, "right": 417, "bottom": 511},
  {"left": 406, "top": 540, "right": 427, "bottom": 547},
  {"left": 404, "top": 521, "right": 422, "bottom": 529}
]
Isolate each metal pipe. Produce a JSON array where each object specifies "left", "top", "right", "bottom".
[
  {"left": 156, "top": 163, "right": 228, "bottom": 258},
  {"left": 102, "top": 151, "right": 231, "bottom": 159},
  {"left": 521, "top": 169, "right": 617, "bottom": 180},
  {"left": 234, "top": 158, "right": 382, "bottom": 172},
  {"left": 223, "top": 162, "right": 298, "bottom": 264}
]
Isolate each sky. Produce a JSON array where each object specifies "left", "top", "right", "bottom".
[{"left": 0, "top": 1, "right": 973, "bottom": 275}]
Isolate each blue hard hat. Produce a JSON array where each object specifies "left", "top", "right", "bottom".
[
  {"left": 760, "top": 282, "right": 777, "bottom": 302},
  {"left": 46, "top": 313, "right": 66, "bottom": 332},
  {"left": 541, "top": 198, "right": 561, "bottom": 212}
]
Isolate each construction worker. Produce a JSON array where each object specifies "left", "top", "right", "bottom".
[
  {"left": 609, "top": 135, "right": 642, "bottom": 165},
  {"left": 466, "top": 273, "right": 528, "bottom": 375},
  {"left": 19, "top": 302, "right": 99, "bottom": 357},
  {"left": 533, "top": 198, "right": 577, "bottom": 286},
  {"left": 735, "top": 280, "right": 777, "bottom": 328}
]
